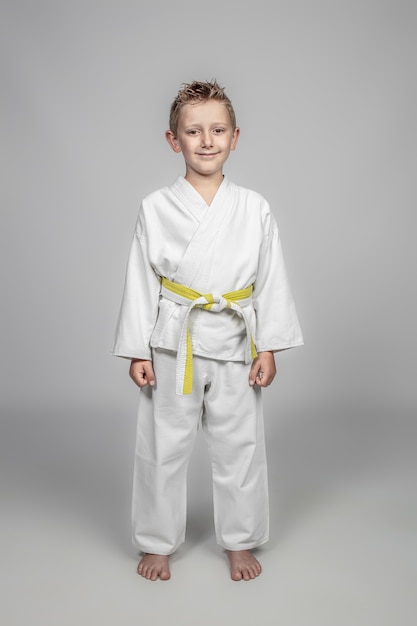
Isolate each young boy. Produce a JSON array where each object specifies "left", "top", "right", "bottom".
[{"left": 112, "top": 80, "right": 303, "bottom": 581}]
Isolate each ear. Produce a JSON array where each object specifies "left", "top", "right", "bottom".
[
  {"left": 165, "top": 130, "right": 182, "bottom": 153},
  {"left": 230, "top": 127, "right": 240, "bottom": 151}
]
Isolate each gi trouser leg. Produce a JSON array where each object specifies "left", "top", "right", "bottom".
[
  {"left": 131, "top": 349, "right": 269, "bottom": 555},
  {"left": 202, "top": 359, "right": 269, "bottom": 551}
]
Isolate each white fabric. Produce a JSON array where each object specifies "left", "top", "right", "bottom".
[
  {"left": 112, "top": 175, "right": 304, "bottom": 362},
  {"left": 132, "top": 349, "right": 269, "bottom": 554}
]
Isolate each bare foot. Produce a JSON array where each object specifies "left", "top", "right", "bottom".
[
  {"left": 137, "top": 553, "right": 170, "bottom": 581},
  {"left": 226, "top": 550, "right": 262, "bottom": 581}
]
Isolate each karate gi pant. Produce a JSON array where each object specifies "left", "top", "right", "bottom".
[{"left": 131, "top": 348, "right": 269, "bottom": 554}]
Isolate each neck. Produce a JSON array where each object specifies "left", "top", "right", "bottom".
[{"left": 184, "top": 171, "right": 224, "bottom": 205}]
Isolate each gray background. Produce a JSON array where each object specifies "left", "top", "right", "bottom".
[{"left": 1, "top": 1, "right": 416, "bottom": 624}]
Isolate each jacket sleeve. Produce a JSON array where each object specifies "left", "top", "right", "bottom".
[
  {"left": 112, "top": 213, "right": 161, "bottom": 361},
  {"left": 253, "top": 212, "right": 304, "bottom": 352}
]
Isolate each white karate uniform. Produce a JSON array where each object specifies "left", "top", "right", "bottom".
[{"left": 113, "top": 175, "right": 303, "bottom": 553}]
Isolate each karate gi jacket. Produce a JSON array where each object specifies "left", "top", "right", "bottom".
[{"left": 112, "top": 176, "right": 303, "bottom": 363}]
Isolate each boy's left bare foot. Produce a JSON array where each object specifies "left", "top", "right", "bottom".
[
  {"left": 226, "top": 549, "right": 262, "bottom": 581},
  {"left": 137, "top": 553, "right": 170, "bottom": 581}
]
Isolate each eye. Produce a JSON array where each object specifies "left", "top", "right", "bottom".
[
  {"left": 213, "top": 128, "right": 225, "bottom": 134},
  {"left": 186, "top": 129, "right": 200, "bottom": 135}
]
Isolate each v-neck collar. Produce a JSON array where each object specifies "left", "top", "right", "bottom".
[{"left": 171, "top": 176, "right": 229, "bottom": 219}]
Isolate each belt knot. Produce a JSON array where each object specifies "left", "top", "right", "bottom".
[{"left": 202, "top": 293, "right": 229, "bottom": 312}]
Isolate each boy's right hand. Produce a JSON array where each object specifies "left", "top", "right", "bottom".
[{"left": 129, "top": 359, "right": 156, "bottom": 388}]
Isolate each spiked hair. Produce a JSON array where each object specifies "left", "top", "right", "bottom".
[{"left": 169, "top": 80, "right": 237, "bottom": 134}]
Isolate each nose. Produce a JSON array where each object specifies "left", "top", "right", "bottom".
[{"left": 201, "top": 131, "right": 213, "bottom": 148}]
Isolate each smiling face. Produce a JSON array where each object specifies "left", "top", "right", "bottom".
[{"left": 166, "top": 99, "right": 240, "bottom": 183}]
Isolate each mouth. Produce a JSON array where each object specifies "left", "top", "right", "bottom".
[{"left": 197, "top": 152, "right": 219, "bottom": 157}]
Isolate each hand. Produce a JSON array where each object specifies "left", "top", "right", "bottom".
[
  {"left": 129, "top": 359, "right": 156, "bottom": 388},
  {"left": 249, "top": 351, "right": 276, "bottom": 387}
]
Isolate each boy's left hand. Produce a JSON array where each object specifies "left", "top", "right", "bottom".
[{"left": 249, "top": 351, "right": 276, "bottom": 387}]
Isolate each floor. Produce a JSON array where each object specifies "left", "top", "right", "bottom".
[{"left": 1, "top": 404, "right": 415, "bottom": 626}]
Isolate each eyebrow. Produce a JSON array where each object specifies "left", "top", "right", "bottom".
[{"left": 183, "top": 122, "right": 229, "bottom": 128}]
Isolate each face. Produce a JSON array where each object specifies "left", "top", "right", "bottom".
[{"left": 166, "top": 99, "right": 239, "bottom": 181}]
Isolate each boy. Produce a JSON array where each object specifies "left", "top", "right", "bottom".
[{"left": 112, "top": 80, "right": 303, "bottom": 581}]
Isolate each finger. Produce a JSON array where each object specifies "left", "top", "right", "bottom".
[
  {"left": 145, "top": 372, "right": 155, "bottom": 386},
  {"left": 130, "top": 368, "right": 149, "bottom": 388},
  {"left": 255, "top": 370, "right": 275, "bottom": 387},
  {"left": 254, "top": 370, "right": 264, "bottom": 386},
  {"left": 142, "top": 363, "right": 156, "bottom": 387},
  {"left": 134, "top": 371, "right": 148, "bottom": 387},
  {"left": 249, "top": 363, "right": 260, "bottom": 386}
]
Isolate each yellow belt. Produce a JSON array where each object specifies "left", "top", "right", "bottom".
[{"left": 161, "top": 277, "right": 257, "bottom": 395}]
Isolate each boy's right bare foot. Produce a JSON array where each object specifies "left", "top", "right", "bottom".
[{"left": 137, "top": 553, "right": 170, "bottom": 581}]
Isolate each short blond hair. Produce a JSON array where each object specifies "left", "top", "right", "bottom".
[{"left": 169, "top": 80, "right": 237, "bottom": 134}]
